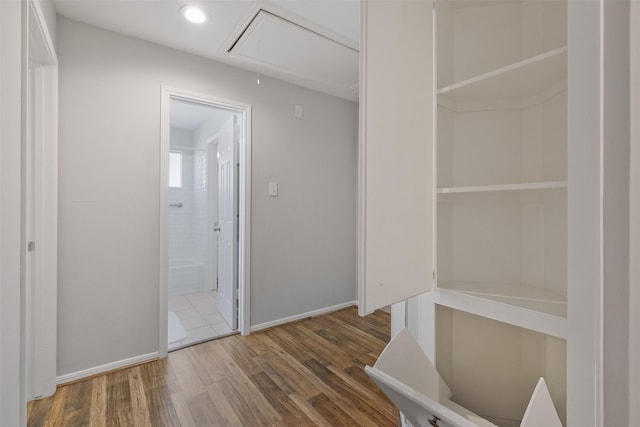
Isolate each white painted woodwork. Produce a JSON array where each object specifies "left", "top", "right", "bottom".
[
  {"left": 521, "top": 378, "right": 563, "bottom": 427},
  {"left": 437, "top": 189, "right": 567, "bottom": 312},
  {"left": 435, "top": 308, "right": 566, "bottom": 426},
  {"left": 566, "top": 1, "right": 604, "bottom": 425},
  {"left": 358, "top": 0, "right": 434, "bottom": 315},
  {"left": 409, "top": 0, "right": 630, "bottom": 423},
  {"left": 26, "top": 65, "right": 36, "bottom": 401},
  {"left": 437, "top": 181, "right": 567, "bottom": 195},
  {"left": 438, "top": 281, "right": 566, "bottom": 317},
  {"left": 440, "top": 281, "right": 565, "bottom": 306},
  {"left": 367, "top": 328, "right": 501, "bottom": 427},
  {"left": 217, "top": 116, "right": 238, "bottom": 330},
  {"left": 360, "top": 0, "right": 584, "bottom": 425},
  {"left": 435, "top": 288, "right": 567, "bottom": 340},
  {"left": 1, "top": 1, "right": 26, "bottom": 424},
  {"left": 438, "top": 47, "right": 566, "bottom": 104},
  {"left": 228, "top": 9, "right": 358, "bottom": 98},
  {"left": 436, "top": 0, "right": 566, "bottom": 88},
  {"left": 432, "top": 1, "right": 569, "bottom": 424},
  {"left": 159, "top": 87, "right": 252, "bottom": 358},
  {"left": 25, "top": 0, "right": 59, "bottom": 401},
  {"left": 207, "top": 140, "right": 218, "bottom": 291},
  {"left": 435, "top": 0, "right": 567, "bottom": 328}
]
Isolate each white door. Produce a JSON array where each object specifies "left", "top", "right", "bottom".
[
  {"left": 207, "top": 140, "right": 218, "bottom": 291},
  {"left": 358, "top": 0, "right": 434, "bottom": 314},
  {"left": 217, "top": 116, "right": 238, "bottom": 329},
  {"left": 24, "top": 50, "right": 58, "bottom": 398},
  {"left": 25, "top": 65, "right": 37, "bottom": 399}
]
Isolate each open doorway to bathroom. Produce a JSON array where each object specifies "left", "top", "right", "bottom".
[{"left": 160, "top": 88, "right": 251, "bottom": 355}]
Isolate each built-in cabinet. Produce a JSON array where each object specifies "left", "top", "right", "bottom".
[
  {"left": 358, "top": 0, "right": 434, "bottom": 314},
  {"left": 435, "top": 2, "right": 567, "bottom": 425},
  {"left": 435, "top": 1, "right": 567, "bottom": 327},
  {"left": 359, "top": 0, "right": 608, "bottom": 426}
]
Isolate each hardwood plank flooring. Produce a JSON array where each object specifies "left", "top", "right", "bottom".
[{"left": 27, "top": 308, "right": 399, "bottom": 426}]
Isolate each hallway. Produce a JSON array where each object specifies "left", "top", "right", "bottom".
[{"left": 27, "top": 308, "right": 398, "bottom": 426}]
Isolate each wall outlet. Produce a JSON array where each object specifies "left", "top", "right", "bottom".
[{"left": 294, "top": 104, "right": 303, "bottom": 118}]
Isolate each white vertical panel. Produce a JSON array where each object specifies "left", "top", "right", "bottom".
[
  {"left": 567, "top": 1, "right": 603, "bottom": 426},
  {"left": 358, "top": 0, "right": 434, "bottom": 315},
  {"left": 1, "top": 0, "right": 26, "bottom": 424},
  {"left": 27, "top": 63, "right": 58, "bottom": 400},
  {"left": 217, "top": 117, "right": 237, "bottom": 330}
]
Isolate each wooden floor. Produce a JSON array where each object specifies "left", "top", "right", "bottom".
[{"left": 27, "top": 308, "right": 399, "bottom": 426}]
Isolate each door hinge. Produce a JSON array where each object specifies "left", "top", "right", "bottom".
[{"left": 27, "top": 241, "right": 35, "bottom": 252}]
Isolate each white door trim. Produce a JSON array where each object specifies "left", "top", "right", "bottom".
[
  {"left": 159, "top": 86, "right": 252, "bottom": 357},
  {"left": 1, "top": 1, "right": 27, "bottom": 424},
  {"left": 25, "top": 0, "right": 58, "bottom": 401}
]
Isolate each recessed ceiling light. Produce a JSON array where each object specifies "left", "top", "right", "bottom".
[{"left": 181, "top": 5, "right": 208, "bottom": 24}]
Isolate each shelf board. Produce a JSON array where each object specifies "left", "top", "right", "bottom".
[
  {"left": 437, "top": 47, "right": 567, "bottom": 104},
  {"left": 441, "top": 281, "right": 566, "bottom": 304},
  {"left": 435, "top": 282, "right": 567, "bottom": 338},
  {"left": 437, "top": 181, "right": 567, "bottom": 195}
]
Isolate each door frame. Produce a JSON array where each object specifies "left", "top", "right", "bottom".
[
  {"left": 159, "top": 86, "right": 252, "bottom": 357},
  {"left": 24, "top": 0, "right": 58, "bottom": 401},
  {"left": 1, "top": 1, "right": 26, "bottom": 423}
]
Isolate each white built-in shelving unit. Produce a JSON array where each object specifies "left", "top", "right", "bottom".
[
  {"left": 437, "top": 47, "right": 567, "bottom": 105},
  {"left": 360, "top": 0, "right": 612, "bottom": 425},
  {"left": 432, "top": 1, "right": 568, "bottom": 425}
]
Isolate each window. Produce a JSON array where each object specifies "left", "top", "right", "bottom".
[{"left": 169, "top": 151, "right": 182, "bottom": 188}]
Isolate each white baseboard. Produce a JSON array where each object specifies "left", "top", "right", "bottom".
[
  {"left": 56, "top": 352, "right": 159, "bottom": 385},
  {"left": 250, "top": 301, "right": 356, "bottom": 333},
  {"left": 55, "top": 302, "right": 356, "bottom": 384}
]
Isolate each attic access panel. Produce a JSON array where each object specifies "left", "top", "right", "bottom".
[{"left": 228, "top": 9, "right": 358, "bottom": 92}]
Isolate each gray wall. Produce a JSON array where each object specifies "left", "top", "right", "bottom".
[{"left": 57, "top": 17, "right": 357, "bottom": 376}]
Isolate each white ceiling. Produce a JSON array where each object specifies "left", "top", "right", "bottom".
[
  {"left": 53, "top": 0, "right": 360, "bottom": 101},
  {"left": 170, "top": 98, "right": 233, "bottom": 131}
]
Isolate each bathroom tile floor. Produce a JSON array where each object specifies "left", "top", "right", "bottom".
[{"left": 168, "top": 290, "right": 235, "bottom": 351}]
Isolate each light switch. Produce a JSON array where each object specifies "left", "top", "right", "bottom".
[
  {"left": 269, "top": 182, "right": 278, "bottom": 197},
  {"left": 294, "top": 104, "right": 303, "bottom": 118}
]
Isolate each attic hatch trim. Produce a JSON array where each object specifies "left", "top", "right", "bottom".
[{"left": 226, "top": 8, "right": 358, "bottom": 54}]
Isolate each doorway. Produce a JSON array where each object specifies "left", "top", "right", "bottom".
[
  {"left": 159, "top": 87, "right": 251, "bottom": 356},
  {"left": 24, "top": 0, "right": 58, "bottom": 401}
]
